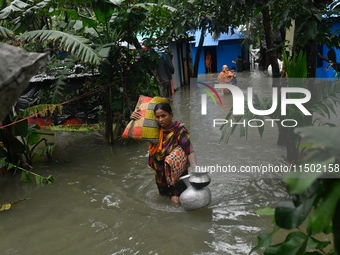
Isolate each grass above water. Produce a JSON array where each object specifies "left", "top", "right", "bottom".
[{"left": 47, "top": 123, "right": 103, "bottom": 132}]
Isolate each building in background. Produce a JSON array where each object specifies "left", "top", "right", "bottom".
[{"left": 189, "top": 29, "right": 248, "bottom": 75}]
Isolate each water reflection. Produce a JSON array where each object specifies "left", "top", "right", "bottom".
[{"left": 0, "top": 72, "right": 289, "bottom": 255}]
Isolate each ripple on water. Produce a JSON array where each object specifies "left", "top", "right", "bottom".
[
  {"left": 102, "top": 194, "right": 122, "bottom": 209},
  {"left": 142, "top": 182, "right": 184, "bottom": 213}
]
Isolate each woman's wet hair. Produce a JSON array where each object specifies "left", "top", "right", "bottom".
[{"left": 154, "top": 102, "right": 172, "bottom": 114}]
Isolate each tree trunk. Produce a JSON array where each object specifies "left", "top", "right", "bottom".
[
  {"left": 277, "top": 124, "right": 288, "bottom": 146},
  {"left": 262, "top": 5, "right": 287, "bottom": 146},
  {"left": 105, "top": 85, "right": 114, "bottom": 144},
  {"left": 259, "top": 44, "right": 267, "bottom": 71},
  {"left": 286, "top": 131, "right": 300, "bottom": 163},
  {"left": 262, "top": 6, "right": 280, "bottom": 80},
  {"left": 1, "top": 115, "right": 21, "bottom": 165},
  {"left": 193, "top": 25, "right": 207, "bottom": 78}
]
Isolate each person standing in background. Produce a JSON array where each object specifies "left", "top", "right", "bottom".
[
  {"left": 236, "top": 55, "right": 245, "bottom": 72},
  {"left": 205, "top": 52, "right": 212, "bottom": 73},
  {"left": 230, "top": 66, "right": 237, "bottom": 85},
  {"left": 155, "top": 51, "right": 174, "bottom": 98}
]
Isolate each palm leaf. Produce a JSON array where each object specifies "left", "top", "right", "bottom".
[
  {"left": 0, "top": 0, "right": 28, "bottom": 19},
  {"left": 0, "top": 26, "right": 14, "bottom": 39},
  {"left": 19, "top": 30, "right": 102, "bottom": 66},
  {"left": 310, "top": 79, "right": 340, "bottom": 119},
  {"left": 17, "top": 104, "right": 62, "bottom": 119},
  {"left": 23, "top": 0, "right": 51, "bottom": 15},
  {"left": 284, "top": 50, "right": 308, "bottom": 78}
]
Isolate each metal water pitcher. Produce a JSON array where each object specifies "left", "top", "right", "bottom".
[{"left": 179, "top": 171, "right": 211, "bottom": 211}]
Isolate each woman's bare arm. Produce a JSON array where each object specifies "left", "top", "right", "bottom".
[
  {"left": 188, "top": 151, "right": 197, "bottom": 168},
  {"left": 130, "top": 111, "right": 142, "bottom": 120}
]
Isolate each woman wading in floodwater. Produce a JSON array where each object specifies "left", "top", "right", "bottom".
[{"left": 131, "top": 102, "right": 197, "bottom": 204}]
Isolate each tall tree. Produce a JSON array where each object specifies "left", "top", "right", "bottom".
[
  {"left": 172, "top": 0, "right": 253, "bottom": 77},
  {"left": 0, "top": 0, "right": 184, "bottom": 144}
]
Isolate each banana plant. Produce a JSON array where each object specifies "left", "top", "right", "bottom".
[{"left": 2, "top": 0, "right": 177, "bottom": 144}]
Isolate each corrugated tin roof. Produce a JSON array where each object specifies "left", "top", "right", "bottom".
[
  {"left": 30, "top": 64, "right": 100, "bottom": 83},
  {"left": 190, "top": 29, "right": 244, "bottom": 47}
]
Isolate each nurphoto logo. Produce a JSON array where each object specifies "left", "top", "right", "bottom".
[{"left": 200, "top": 83, "right": 312, "bottom": 128}]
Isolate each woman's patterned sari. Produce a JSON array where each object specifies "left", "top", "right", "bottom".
[{"left": 148, "top": 121, "right": 193, "bottom": 197}]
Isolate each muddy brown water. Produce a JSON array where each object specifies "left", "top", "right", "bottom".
[{"left": 1, "top": 71, "right": 293, "bottom": 255}]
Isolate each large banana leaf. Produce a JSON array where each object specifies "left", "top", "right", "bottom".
[
  {"left": 0, "top": 26, "right": 13, "bottom": 39},
  {"left": 19, "top": 30, "right": 102, "bottom": 66},
  {"left": 0, "top": 0, "right": 29, "bottom": 19}
]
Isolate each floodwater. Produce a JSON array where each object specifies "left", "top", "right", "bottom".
[{"left": 0, "top": 71, "right": 290, "bottom": 255}]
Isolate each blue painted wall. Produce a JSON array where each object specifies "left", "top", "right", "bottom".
[
  {"left": 190, "top": 39, "right": 244, "bottom": 75},
  {"left": 316, "top": 20, "right": 340, "bottom": 78},
  {"left": 216, "top": 40, "right": 243, "bottom": 72}
]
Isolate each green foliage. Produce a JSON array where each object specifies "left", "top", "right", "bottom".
[
  {"left": 15, "top": 162, "right": 54, "bottom": 184},
  {"left": 310, "top": 81, "right": 340, "bottom": 121},
  {"left": 249, "top": 225, "right": 280, "bottom": 254},
  {"left": 250, "top": 126, "right": 340, "bottom": 255},
  {"left": 44, "top": 58, "right": 79, "bottom": 104},
  {"left": 17, "top": 104, "right": 63, "bottom": 120},
  {"left": 264, "top": 0, "right": 340, "bottom": 51},
  {"left": 0, "top": 0, "right": 30, "bottom": 20},
  {"left": 19, "top": 30, "right": 101, "bottom": 65},
  {"left": 49, "top": 123, "right": 101, "bottom": 132},
  {"left": 283, "top": 50, "right": 307, "bottom": 79},
  {"left": 0, "top": 118, "right": 55, "bottom": 185},
  {"left": 12, "top": 120, "right": 55, "bottom": 164},
  {"left": 1, "top": 118, "right": 54, "bottom": 164},
  {"left": 0, "top": 0, "right": 173, "bottom": 144},
  {"left": 0, "top": 25, "right": 13, "bottom": 38}
]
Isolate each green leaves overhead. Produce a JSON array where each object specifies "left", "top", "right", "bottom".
[
  {"left": 93, "top": 0, "right": 114, "bottom": 24},
  {"left": 107, "top": 0, "right": 124, "bottom": 6},
  {"left": 0, "top": 0, "right": 29, "bottom": 19},
  {"left": 19, "top": 30, "right": 101, "bottom": 65},
  {"left": 0, "top": 26, "right": 14, "bottom": 39}
]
